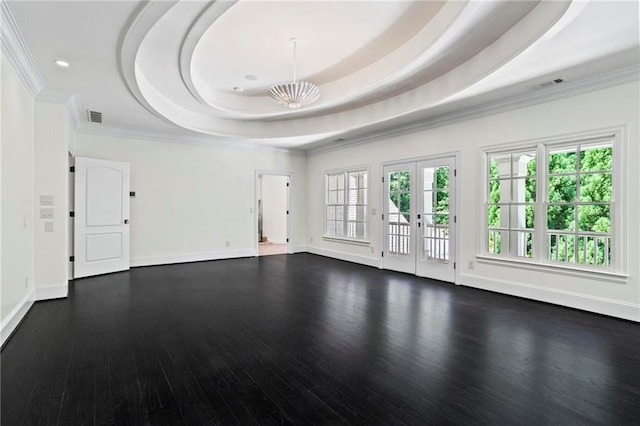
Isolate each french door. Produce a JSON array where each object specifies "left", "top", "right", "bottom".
[{"left": 383, "top": 157, "right": 456, "bottom": 282}]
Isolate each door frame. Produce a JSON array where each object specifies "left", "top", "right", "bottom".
[
  {"left": 254, "top": 170, "right": 293, "bottom": 255},
  {"left": 380, "top": 152, "right": 460, "bottom": 283}
]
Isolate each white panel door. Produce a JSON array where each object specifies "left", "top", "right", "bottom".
[{"left": 74, "top": 157, "right": 130, "bottom": 278}]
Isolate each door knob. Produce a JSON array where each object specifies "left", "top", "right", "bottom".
[{"left": 124, "top": 219, "right": 129, "bottom": 224}]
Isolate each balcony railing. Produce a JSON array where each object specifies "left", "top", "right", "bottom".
[
  {"left": 548, "top": 231, "right": 611, "bottom": 267},
  {"left": 388, "top": 223, "right": 449, "bottom": 261}
]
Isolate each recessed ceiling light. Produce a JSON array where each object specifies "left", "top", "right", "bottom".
[
  {"left": 54, "top": 59, "right": 70, "bottom": 68},
  {"left": 233, "top": 86, "right": 243, "bottom": 92},
  {"left": 244, "top": 74, "right": 258, "bottom": 81}
]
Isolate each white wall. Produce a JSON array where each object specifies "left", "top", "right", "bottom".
[
  {"left": 306, "top": 82, "right": 640, "bottom": 321},
  {"left": 1, "top": 50, "right": 35, "bottom": 338},
  {"left": 73, "top": 133, "right": 307, "bottom": 266},
  {"left": 261, "top": 174, "right": 288, "bottom": 243},
  {"left": 33, "top": 101, "right": 69, "bottom": 299}
]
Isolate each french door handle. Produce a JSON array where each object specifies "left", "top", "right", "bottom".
[
  {"left": 417, "top": 222, "right": 421, "bottom": 227},
  {"left": 124, "top": 219, "right": 129, "bottom": 224}
]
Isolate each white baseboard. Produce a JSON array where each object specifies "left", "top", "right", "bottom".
[
  {"left": 35, "top": 282, "right": 68, "bottom": 301},
  {"left": 131, "top": 248, "right": 258, "bottom": 268},
  {"left": 304, "top": 245, "right": 380, "bottom": 268},
  {"left": 1, "top": 289, "right": 35, "bottom": 347},
  {"left": 293, "top": 245, "right": 308, "bottom": 253},
  {"left": 458, "top": 272, "right": 640, "bottom": 322}
]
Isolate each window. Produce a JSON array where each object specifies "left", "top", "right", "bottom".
[
  {"left": 488, "top": 150, "right": 536, "bottom": 258},
  {"left": 326, "top": 168, "right": 367, "bottom": 241},
  {"left": 547, "top": 142, "right": 613, "bottom": 267},
  {"left": 485, "top": 134, "right": 617, "bottom": 271}
]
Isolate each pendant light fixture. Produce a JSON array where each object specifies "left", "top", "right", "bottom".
[{"left": 268, "top": 38, "right": 320, "bottom": 109}]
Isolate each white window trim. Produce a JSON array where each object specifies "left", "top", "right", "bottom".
[
  {"left": 323, "top": 165, "right": 370, "bottom": 243},
  {"left": 479, "top": 126, "right": 627, "bottom": 277}
]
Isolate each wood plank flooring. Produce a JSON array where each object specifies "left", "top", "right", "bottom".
[{"left": 2, "top": 253, "right": 639, "bottom": 425}]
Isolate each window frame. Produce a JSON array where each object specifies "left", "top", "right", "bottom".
[
  {"left": 323, "top": 165, "right": 369, "bottom": 244},
  {"left": 478, "top": 127, "right": 627, "bottom": 281}
]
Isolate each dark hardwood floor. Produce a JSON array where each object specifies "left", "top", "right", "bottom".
[{"left": 2, "top": 253, "right": 639, "bottom": 425}]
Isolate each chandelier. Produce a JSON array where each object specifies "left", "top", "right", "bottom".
[{"left": 268, "top": 38, "right": 320, "bottom": 109}]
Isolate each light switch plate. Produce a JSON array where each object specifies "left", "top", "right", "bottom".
[{"left": 40, "top": 195, "right": 54, "bottom": 205}]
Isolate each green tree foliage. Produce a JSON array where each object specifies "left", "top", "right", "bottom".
[{"left": 389, "top": 167, "right": 450, "bottom": 224}]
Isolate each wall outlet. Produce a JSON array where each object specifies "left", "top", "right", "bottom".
[
  {"left": 225, "top": 240, "right": 230, "bottom": 247},
  {"left": 371, "top": 208, "right": 377, "bottom": 215},
  {"left": 40, "top": 208, "right": 54, "bottom": 218},
  {"left": 468, "top": 261, "right": 475, "bottom": 270}
]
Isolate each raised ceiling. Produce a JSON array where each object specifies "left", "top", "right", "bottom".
[{"left": 5, "top": 0, "right": 640, "bottom": 150}]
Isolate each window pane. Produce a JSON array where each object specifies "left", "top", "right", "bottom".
[
  {"left": 578, "top": 205, "right": 610, "bottom": 233},
  {"left": 337, "top": 174, "right": 344, "bottom": 189},
  {"left": 348, "top": 173, "right": 358, "bottom": 189},
  {"left": 488, "top": 230, "right": 502, "bottom": 254},
  {"left": 328, "top": 191, "right": 337, "bottom": 204},
  {"left": 327, "top": 206, "right": 335, "bottom": 220},
  {"left": 356, "top": 222, "right": 365, "bottom": 239},
  {"left": 327, "top": 221, "right": 335, "bottom": 236},
  {"left": 509, "top": 205, "right": 526, "bottom": 229},
  {"left": 347, "top": 205, "right": 356, "bottom": 220},
  {"left": 399, "top": 196, "right": 410, "bottom": 216},
  {"left": 435, "top": 214, "right": 449, "bottom": 226},
  {"left": 510, "top": 231, "right": 533, "bottom": 258},
  {"left": 436, "top": 166, "right": 449, "bottom": 189},
  {"left": 548, "top": 175, "right": 576, "bottom": 202},
  {"left": 489, "top": 154, "right": 509, "bottom": 178},
  {"left": 356, "top": 206, "right": 366, "bottom": 222},
  {"left": 359, "top": 171, "right": 367, "bottom": 188},
  {"left": 549, "top": 146, "right": 577, "bottom": 174},
  {"left": 488, "top": 205, "right": 505, "bottom": 228},
  {"left": 489, "top": 179, "right": 502, "bottom": 203},
  {"left": 337, "top": 190, "right": 344, "bottom": 204},
  {"left": 489, "top": 158, "right": 500, "bottom": 179},
  {"left": 328, "top": 174, "right": 338, "bottom": 190},
  {"left": 512, "top": 177, "right": 536, "bottom": 202},
  {"left": 547, "top": 205, "right": 574, "bottom": 230},
  {"left": 334, "top": 222, "right": 344, "bottom": 237},
  {"left": 358, "top": 189, "right": 366, "bottom": 204},
  {"left": 336, "top": 206, "right": 344, "bottom": 221},
  {"left": 436, "top": 191, "right": 449, "bottom": 213},
  {"left": 423, "top": 167, "right": 435, "bottom": 191},
  {"left": 513, "top": 152, "right": 536, "bottom": 178},
  {"left": 580, "top": 144, "right": 612, "bottom": 172},
  {"left": 579, "top": 174, "right": 612, "bottom": 202},
  {"left": 510, "top": 205, "right": 535, "bottom": 229}
]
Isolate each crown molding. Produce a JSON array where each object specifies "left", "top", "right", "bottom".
[
  {"left": 0, "top": 0, "right": 44, "bottom": 96},
  {"left": 74, "top": 123, "right": 307, "bottom": 156},
  {"left": 307, "top": 64, "right": 640, "bottom": 156}
]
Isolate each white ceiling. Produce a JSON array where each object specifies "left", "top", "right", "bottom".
[{"left": 6, "top": 0, "right": 640, "bottom": 150}]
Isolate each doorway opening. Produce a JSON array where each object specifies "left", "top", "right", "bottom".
[{"left": 257, "top": 173, "right": 290, "bottom": 256}]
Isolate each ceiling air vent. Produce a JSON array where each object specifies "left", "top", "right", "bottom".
[
  {"left": 531, "top": 77, "right": 566, "bottom": 90},
  {"left": 88, "top": 110, "right": 102, "bottom": 124}
]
